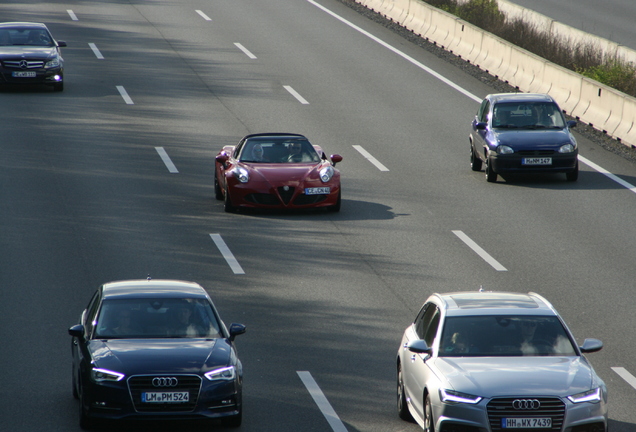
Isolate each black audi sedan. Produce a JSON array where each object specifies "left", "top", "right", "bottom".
[
  {"left": 469, "top": 93, "right": 579, "bottom": 182},
  {"left": 0, "top": 22, "right": 66, "bottom": 91},
  {"left": 68, "top": 279, "right": 246, "bottom": 429}
]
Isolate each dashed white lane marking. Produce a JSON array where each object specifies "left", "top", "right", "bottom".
[
  {"left": 297, "top": 371, "right": 348, "bottom": 432},
  {"left": 452, "top": 230, "right": 508, "bottom": 271},
  {"left": 196, "top": 10, "right": 212, "bottom": 21},
  {"left": 155, "top": 147, "right": 179, "bottom": 173},
  {"left": 210, "top": 234, "right": 245, "bottom": 274},
  {"left": 284, "top": 85, "right": 309, "bottom": 104},
  {"left": 612, "top": 367, "right": 636, "bottom": 390},
  {"left": 88, "top": 43, "right": 104, "bottom": 59},
  {"left": 234, "top": 43, "right": 257, "bottom": 59},
  {"left": 67, "top": 10, "right": 78, "bottom": 21},
  {"left": 116, "top": 86, "right": 134, "bottom": 105},
  {"left": 579, "top": 156, "right": 636, "bottom": 194},
  {"left": 352, "top": 145, "right": 389, "bottom": 171}
]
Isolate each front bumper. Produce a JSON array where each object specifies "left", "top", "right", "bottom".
[
  {"left": 0, "top": 67, "right": 63, "bottom": 85},
  {"left": 489, "top": 152, "right": 578, "bottom": 174},
  {"left": 228, "top": 180, "right": 341, "bottom": 209}
]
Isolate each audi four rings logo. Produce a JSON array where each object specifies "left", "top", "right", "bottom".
[
  {"left": 512, "top": 399, "right": 541, "bottom": 410},
  {"left": 152, "top": 377, "right": 178, "bottom": 387}
]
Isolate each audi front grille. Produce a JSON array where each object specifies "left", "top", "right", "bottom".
[
  {"left": 128, "top": 375, "right": 202, "bottom": 413},
  {"left": 487, "top": 397, "right": 565, "bottom": 432}
]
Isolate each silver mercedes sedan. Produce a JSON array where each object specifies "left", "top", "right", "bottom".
[{"left": 397, "top": 291, "right": 607, "bottom": 432}]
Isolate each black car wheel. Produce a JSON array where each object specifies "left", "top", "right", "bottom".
[
  {"left": 224, "top": 188, "right": 236, "bottom": 213},
  {"left": 397, "top": 364, "right": 412, "bottom": 421},
  {"left": 214, "top": 170, "right": 224, "bottom": 200},
  {"left": 78, "top": 386, "right": 95, "bottom": 430},
  {"left": 485, "top": 158, "right": 497, "bottom": 183},
  {"left": 72, "top": 367, "right": 79, "bottom": 400},
  {"left": 424, "top": 394, "right": 435, "bottom": 432},
  {"left": 470, "top": 145, "right": 482, "bottom": 171},
  {"left": 566, "top": 161, "right": 579, "bottom": 182}
]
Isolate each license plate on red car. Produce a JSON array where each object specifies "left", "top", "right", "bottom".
[
  {"left": 141, "top": 391, "right": 189, "bottom": 403},
  {"left": 305, "top": 187, "right": 330, "bottom": 195},
  {"left": 12, "top": 71, "right": 36, "bottom": 78},
  {"left": 522, "top": 157, "right": 552, "bottom": 165}
]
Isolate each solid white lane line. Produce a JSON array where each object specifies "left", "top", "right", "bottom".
[
  {"left": 196, "top": 10, "right": 212, "bottom": 21},
  {"left": 352, "top": 145, "right": 389, "bottom": 171},
  {"left": 612, "top": 367, "right": 636, "bottom": 390},
  {"left": 67, "top": 10, "right": 78, "bottom": 21},
  {"left": 308, "top": 0, "right": 636, "bottom": 194},
  {"left": 234, "top": 43, "right": 257, "bottom": 59},
  {"left": 88, "top": 43, "right": 104, "bottom": 59},
  {"left": 297, "top": 372, "right": 348, "bottom": 432},
  {"left": 209, "top": 234, "right": 245, "bottom": 274},
  {"left": 116, "top": 86, "right": 134, "bottom": 105},
  {"left": 452, "top": 230, "right": 508, "bottom": 271},
  {"left": 155, "top": 147, "right": 179, "bottom": 173},
  {"left": 579, "top": 156, "right": 636, "bottom": 194},
  {"left": 284, "top": 85, "right": 310, "bottom": 104}
]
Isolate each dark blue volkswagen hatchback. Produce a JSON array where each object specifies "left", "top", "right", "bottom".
[
  {"left": 68, "top": 279, "right": 246, "bottom": 429},
  {"left": 469, "top": 93, "right": 579, "bottom": 182}
]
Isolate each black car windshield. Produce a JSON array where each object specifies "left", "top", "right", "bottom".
[
  {"left": 0, "top": 28, "right": 54, "bottom": 47},
  {"left": 238, "top": 137, "right": 321, "bottom": 163},
  {"left": 439, "top": 315, "right": 577, "bottom": 357},
  {"left": 492, "top": 102, "right": 566, "bottom": 129},
  {"left": 93, "top": 298, "right": 223, "bottom": 339}
]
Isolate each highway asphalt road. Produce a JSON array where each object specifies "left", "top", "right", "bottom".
[
  {"left": 507, "top": 0, "right": 636, "bottom": 50},
  {"left": 1, "top": 0, "right": 635, "bottom": 431}
]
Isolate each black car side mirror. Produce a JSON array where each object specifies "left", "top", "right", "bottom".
[
  {"left": 228, "top": 323, "right": 246, "bottom": 341},
  {"left": 68, "top": 324, "right": 85, "bottom": 340},
  {"left": 475, "top": 122, "right": 487, "bottom": 130},
  {"left": 567, "top": 120, "right": 577, "bottom": 129}
]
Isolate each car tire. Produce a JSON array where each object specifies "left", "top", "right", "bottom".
[
  {"left": 214, "top": 170, "right": 223, "bottom": 200},
  {"left": 78, "top": 386, "right": 95, "bottom": 430},
  {"left": 485, "top": 158, "right": 497, "bottom": 183},
  {"left": 470, "top": 145, "right": 482, "bottom": 171},
  {"left": 221, "top": 411, "right": 242, "bottom": 428},
  {"left": 328, "top": 189, "right": 341, "bottom": 212},
  {"left": 397, "top": 363, "right": 413, "bottom": 421},
  {"left": 224, "top": 188, "right": 236, "bottom": 213},
  {"left": 424, "top": 394, "right": 435, "bottom": 432},
  {"left": 72, "top": 367, "right": 79, "bottom": 400},
  {"left": 566, "top": 161, "right": 579, "bottom": 182},
  {"left": 53, "top": 82, "right": 63, "bottom": 92}
]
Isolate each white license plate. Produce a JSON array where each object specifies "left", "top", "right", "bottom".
[
  {"left": 502, "top": 417, "right": 552, "bottom": 428},
  {"left": 305, "top": 187, "right": 330, "bottom": 195},
  {"left": 12, "top": 71, "right": 36, "bottom": 78},
  {"left": 522, "top": 157, "right": 552, "bottom": 165},
  {"left": 141, "top": 391, "right": 189, "bottom": 403}
]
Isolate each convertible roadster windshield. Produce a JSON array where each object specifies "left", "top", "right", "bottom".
[
  {"left": 238, "top": 137, "right": 320, "bottom": 163},
  {"left": 440, "top": 315, "right": 577, "bottom": 357}
]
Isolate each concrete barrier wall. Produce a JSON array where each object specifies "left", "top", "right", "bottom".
[{"left": 355, "top": 0, "right": 636, "bottom": 149}]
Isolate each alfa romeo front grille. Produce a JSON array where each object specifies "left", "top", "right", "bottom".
[
  {"left": 3, "top": 60, "right": 44, "bottom": 69},
  {"left": 128, "top": 375, "right": 201, "bottom": 413},
  {"left": 487, "top": 397, "right": 565, "bottom": 432}
]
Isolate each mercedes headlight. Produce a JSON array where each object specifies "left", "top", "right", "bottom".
[
  {"left": 567, "top": 388, "right": 601, "bottom": 404},
  {"left": 559, "top": 143, "right": 576, "bottom": 153},
  {"left": 496, "top": 145, "right": 514, "bottom": 155},
  {"left": 319, "top": 166, "right": 334, "bottom": 183},
  {"left": 440, "top": 389, "right": 482, "bottom": 404},
  {"left": 233, "top": 167, "right": 249, "bottom": 183},
  {"left": 204, "top": 366, "right": 236, "bottom": 381},
  {"left": 91, "top": 368, "right": 125, "bottom": 383},
  {"left": 45, "top": 57, "right": 60, "bottom": 69}
]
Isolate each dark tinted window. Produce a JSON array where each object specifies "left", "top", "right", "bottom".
[
  {"left": 414, "top": 303, "right": 440, "bottom": 345},
  {"left": 439, "top": 315, "right": 577, "bottom": 357},
  {"left": 94, "top": 298, "right": 222, "bottom": 339},
  {"left": 492, "top": 102, "right": 566, "bottom": 129}
]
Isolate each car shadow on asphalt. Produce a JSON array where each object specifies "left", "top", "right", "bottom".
[{"left": 493, "top": 170, "right": 636, "bottom": 190}]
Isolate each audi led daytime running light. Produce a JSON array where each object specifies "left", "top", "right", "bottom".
[
  {"left": 91, "top": 368, "right": 125, "bottom": 382},
  {"left": 205, "top": 366, "right": 235, "bottom": 381},
  {"left": 568, "top": 387, "right": 601, "bottom": 403},
  {"left": 440, "top": 389, "right": 482, "bottom": 404}
]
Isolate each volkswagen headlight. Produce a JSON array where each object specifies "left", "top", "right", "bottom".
[
  {"left": 205, "top": 366, "right": 236, "bottom": 381},
  {"left": 91, "top": 368, "right": 125, "bottom": 383},
  {"left": 233, "top": 167, "right": 249, "bottom": 183},
  {"left": 559, "top": 143, "right": 576, "bottom": 153},
  {"left": 440, "top": 389, "right": 482, "bottom": 404},
  {"left": 319, "top": 166, "right": 334, "bottom": 183},
  {"left": 568, "top": 388, "right": 601, "bottom": 404}
]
